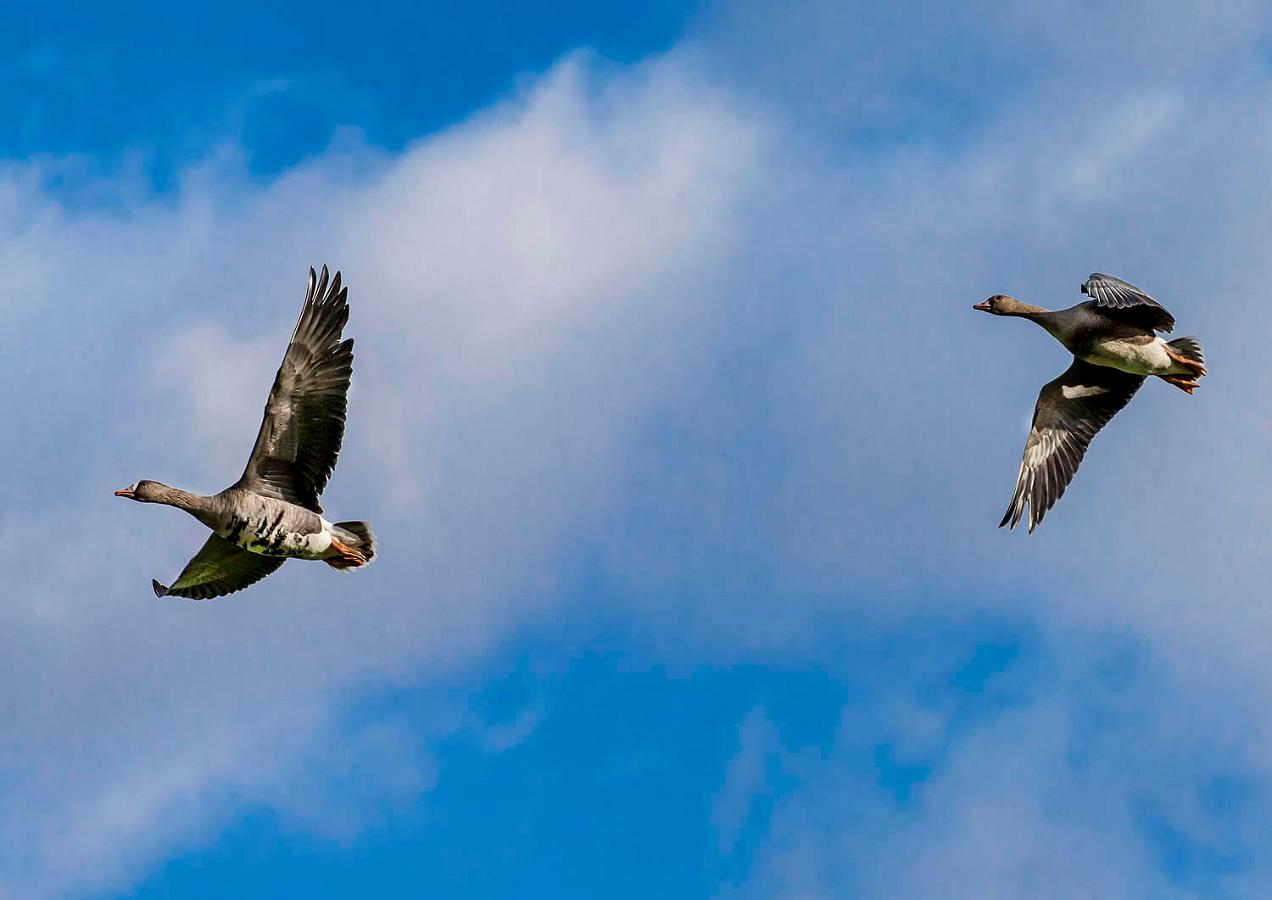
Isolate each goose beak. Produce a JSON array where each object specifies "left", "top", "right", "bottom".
[
  {"left": 114, "top": 486, "right": 135, "bottom": 499},
  {"left": 973, "top": 300, "right": 992, "bottom": 312}
]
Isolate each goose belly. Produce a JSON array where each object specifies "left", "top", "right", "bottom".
[
  {"left": 1083, "top": 337, "right": 1173, "bottom": 376},
  {"left": 222, "top": 513, "right": 334, "bottom": 560}
]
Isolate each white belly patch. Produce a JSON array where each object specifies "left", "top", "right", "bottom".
[{"left": 1085, "top": 338, "right": 1173, "bottom": 376}]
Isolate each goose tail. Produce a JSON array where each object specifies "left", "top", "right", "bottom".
[
  {"left": 325, "top": 521, "right": 377, "bottom": 570},
  {"left": 1161, "top": 336, "right": 1206, "bottom": 393},
  {"left": 1166, "top": 336, "right": 1205, "bottom": 372}
]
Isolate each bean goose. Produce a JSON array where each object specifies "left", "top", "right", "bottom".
[
  {"left": 116, "top": 265, "right": 376, "bottom": 599},
  {"left": 974, "top": 272, "right": 1206, "bottom": 533}
]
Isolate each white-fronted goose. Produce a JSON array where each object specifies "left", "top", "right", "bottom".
[
  {"left": 116, "top": 266, "right": 376, "bottom": 599},
  {"left": 974, "top": 272, "right": 1206, "bottom": 533}
]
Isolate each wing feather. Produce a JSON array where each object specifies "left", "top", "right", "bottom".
[
  {"left": 999, "top": 359, "right": 1145, "bottom": 532},
  {"left": 238, "top": 266, "right": 354, "bottom": 513},
  {"left": 1081, "top": 272, "right": 1175, "bottom": 333},
  {"left": 154, "top": 535, "right": 284, "bottom": 601}
]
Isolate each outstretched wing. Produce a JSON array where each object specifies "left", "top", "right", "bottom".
[
  {"left": 1081, "top": 272, "right": 1175, "bottom": 333},
  {"left": 153, "top": 535, "right": 284, "bottom": 601},
  {"left": 1000, "top": 359, "right": 1145, "bottom": 533},
  {"left": 238, "top": 266, "right": 354, "bottom": 513}
]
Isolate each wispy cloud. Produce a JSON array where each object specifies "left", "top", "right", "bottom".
[
  {"left": 723, "top": 636, "right": 1271, "bottom": 899},
  {"left": 0, "top": 53, "right": 764, "bottom": 896},
  {"left": 714, "top": 707, "right": 778, "bottom": 854},
  {"left": 6, "top": 2, "right": 1272, "bottom": 896}
]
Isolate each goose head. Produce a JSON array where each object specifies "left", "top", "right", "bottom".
[
  {"left": 973, "top": 294, "right": 1031, "bottom": 315},
  {"left": 114, "top": 480, "right": 167, "bottom": 502}
]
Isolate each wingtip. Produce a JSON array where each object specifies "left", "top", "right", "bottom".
[
  {"left": 999, "top": 498, "right": 1017, "bottom": 530},
  {"left": 152, "top": 579, "right": 170, "bottom": 598}
]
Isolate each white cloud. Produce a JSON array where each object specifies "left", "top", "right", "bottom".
[
  {"left": 714, "top": 707, "right": 778, "bottom": 854},
  {"left": 724, "top": 649, "right": 1271, "bottom": 899},
  {"left": 0, "top": 52, "right": 766, "bottom": 897},
  {"left": 6, "top": 3, "right": 1272, "bottom": 896}
]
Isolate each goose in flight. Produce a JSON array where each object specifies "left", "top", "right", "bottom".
[
  {"left": 116, "top": 266, "right": 376, "bottom": 599},
  {"left": 974, "top": 272, "right": 1206, "bottom": 533}
]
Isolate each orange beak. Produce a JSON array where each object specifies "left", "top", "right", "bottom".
[
  {"left": 973, "top": 300, "right": 992, "bottom": 312},
  {"left": 114, "top": 486, "right": 135, "bottom": 499}
]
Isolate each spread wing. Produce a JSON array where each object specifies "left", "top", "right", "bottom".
[
  {"left": 1081, "top": 272, "right": 1175, "bottom": 333},
  {"left": 153, "top": 535, "right": 285, "bottom": 601},
  {"left": 238, "top": 266, "right": 354, "bottom": 513},
  {"left": 1000, "top": 359, "right": 1145, "bottom": 533}
]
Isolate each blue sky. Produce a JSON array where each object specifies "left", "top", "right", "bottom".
[
  {"left": 7, "top": 2, "right": 1272, "bottom": 898},
  {"left": 5, "top": 1, "right": 696, "bottom": 175}
]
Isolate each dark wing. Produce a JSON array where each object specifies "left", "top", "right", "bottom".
[
  {"left": 1081, "top": 272, "right": 1174, "bottom": 333},
  {"left": 153, "top": 535, "right": 285, "bottom": 601},
  {"left": 238, "top": 266, "right": 354, "bottom": 513},
  {"left": 1000, "top": 359, "right": 1145, "bottom": 533}
]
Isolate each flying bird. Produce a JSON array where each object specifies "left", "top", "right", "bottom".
[
  {"left": 116, "top": 266, "right": 376, "bottom": 599},
  {"left": 974, "top": 272, "right": 1206, "bottom": 533}
]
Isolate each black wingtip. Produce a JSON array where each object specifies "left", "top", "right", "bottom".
[
  {"left": 152, "top": 579, "right": 170, "bottom": 598},
  {"left": 314, "top": 265, "right": 330, "bottom": 301}
]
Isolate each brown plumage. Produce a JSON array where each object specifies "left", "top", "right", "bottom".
[
  {"left": 116, "top": 266, "right": 377, "bottom": 600},
  {"left": 975, "top": 273, "right": 1206, "bottom": 532}
]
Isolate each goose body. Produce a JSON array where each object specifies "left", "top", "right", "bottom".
[
  {"left": 215, "top": 490, "right": 334, "bottom": 559},
  {"left": 975, "top": 272, "right": 1206, "bottom": 533},
  {"left": 116, "top": 266, "right": 377, "bottom": 600},
  {"left": 1035, "top": 302, "right": 1194, "bottom": 377},
  {"left": 1084, "top": 333, "right": 1181, "bottom": 377}
]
